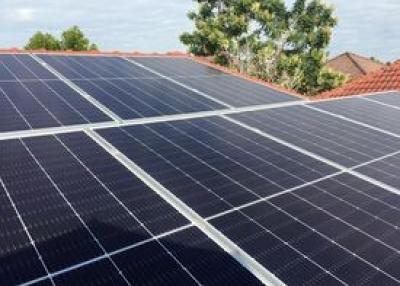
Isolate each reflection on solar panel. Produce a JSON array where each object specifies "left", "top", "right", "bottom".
[
  {"left": 39, "top": 55, "right": 226, "bottom": 119},
  {"left": 132, "top": 57, "right": 300, "bottom": 107},
  {"left": 0, "top": 54, "right": 111, "bottom": 132},
  {"left": 2, "top": 52, "right": 400, "bottom": 286},
  {"left": 230, "top": 106, "right": 400, "bottom": 167},
  {"left": 312, "top": 97, "right": 400, "bottom": 136}
]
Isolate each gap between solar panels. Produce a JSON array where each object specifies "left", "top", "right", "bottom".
[
  {"left": 223, "top": 115, "right": 400, "bottom": 198},
  {"left": 85, "top": 129, "right": 285, "bottom": 286},
  {"left": 124, "top": 57, "right": 234, "bottom": 109},
  {"left": 0, "top": 99, "right": 303, "bottom": 141},
  {"left": 30, "top": 54, "right": 124, "bottom": 123}
]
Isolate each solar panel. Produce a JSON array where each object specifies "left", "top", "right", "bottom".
[
  {"left": 39, "top": 55, "right": 226, "bottom": 119},
  {"left": 356, "top": 152, "right": 400, "bottom": 189},
  {"left": 132, "top": 57, "right": 300, "bottom": 107},
  {"left": 366, "top": 92, "right": 400, "bottom": 108},
  {"left": 2, "top": 52, "right": 400, "bottom": 286},
  {"left": 229, "top": 105, "right": 400, "bottom": 167},
  {"left": 0, "top": 131, "right": 264, "bottom": 285},
  {"left": 0, "top": 54, "right": 111, "bottom": 132},
  {"left": 97, "top": 117, "right": 338, "bottom": 217},
  {"left": 210, "top": 173, "right": 400, "bottom": 285},
  {"left": 312, "top": 98, "right": 400, "bottom": 136}
]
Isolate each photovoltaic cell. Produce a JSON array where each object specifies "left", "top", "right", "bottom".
[
  {"left": 39, "top": 55, "right": 157, "bottom": 79},
  {"left": 0, "top": 54, "right": 111, "bottom": 132},
  {"left": 53, "top": 259, "right": 128, "bottom": 286},
  {"left": 57, "top": 132, "right": 189, "bottom": 235},
  {"left": 1, "top": 132, "right": 263, "bottom": 285},
  {"left": 97, "top": 117, "right": 338, "bottom": 217},
  {"left": 114, "top": 227, "right": 263, "bottom": 286},
  {"left": 312, "top": 98, "right": 400, "bottom": 136},
  {"left": 0, "top": 139, "right": 103, "bottom": 273},
  {"left": 230, "top": 106, "right": 400, "bottom": 167},
  {"left": 366, "top": 92, "right": 400, "bottom": 108},
  {"left": 133, "top": 57, "right": 223, "bottom": 77},
  {"left": 0, "top": 182, "right": 47, "bottom": 286},
  {"left": 131, "top": 57, "right": 300, "bottom": 107},
  {"left": 210, "top": 173, "right": 400, "bottom": 285},
  {"left": 356, "top": 153, "right": 400, "bottom": 189},
  {"left": 39, "top": 55, "right": 225, "bottom": 119}
]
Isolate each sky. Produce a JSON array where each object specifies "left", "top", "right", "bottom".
[{"left": 0, "top": 0, "right": 399, "bottom": 62}]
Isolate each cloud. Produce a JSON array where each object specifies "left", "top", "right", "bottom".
[{"left": 7, "top": 8, "right": 36, "bottom": 22}]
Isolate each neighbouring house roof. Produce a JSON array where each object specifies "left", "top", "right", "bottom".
[
  {"left": 319, "top": 60, "right": 400, "bottom": 99},
  {"left": 326, "top": 52, "right": 385, "bottom": 80}
]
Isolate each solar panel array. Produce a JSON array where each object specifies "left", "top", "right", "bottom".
[{"left": 1, "top": 52, "right": 400, "bottom": 286}]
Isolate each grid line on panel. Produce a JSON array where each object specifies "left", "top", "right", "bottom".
[
  {"left": 20, "top": 225, "right": 193, "bottom": 286},
  {"left": 224, "top": 115, "right": 400, "bottom": 200},
  {"left": 0, "top": 85, "right": 33, "bottom": 129},
  {"left": 206, "top": 148, "right": 400, "bottom": 222},
  {"left": 88, "top": 128, "right": 284, "bottom": 286},
  {"left": 19, "top": 139, "right": 132, "bottom": 286},
  {"left": 52, "top": 135, "right": 201, "bottom": 285},
  {"left": 229, "top": 106, "right": 400, "bottom": 167},
  {"left": 30, "top": 54, "right": 123, "bottom": 123},
  {"left": 0, "top": 60, "right": 63, "bottom": 126},
  {"left": 309, "top": 99, "right": 400, "bottom": 138},
  {"left": 125, "top": 57, "right": 234, "bottom": 109},
  {"left": 13, "top": 55, "right": 92, "bottom": 125},
  {"left": 0, "top": 178, "right": 55, "bottom": 286}
]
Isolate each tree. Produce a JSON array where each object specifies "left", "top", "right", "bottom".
[
  {"left": 61, "top": 26, "right": 91, "bottom": 51},
  {"left": 24, "top": 26, "right": 99, "bottom": 52},
  {"left": 24, "top": 32, "right": 61, "bottom": 51},
  {"left": 181, "top": 0, "right": 347, "bottom": 95}
]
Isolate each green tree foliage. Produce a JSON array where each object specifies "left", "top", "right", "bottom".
[
  {"left": 61, "top": 26, "right": 93, "bottom": 51},
  {"left": 24, "top": 32, "right": 61, "bottom": 51},
  {"left": 24, "top": 26, "right": 98, "bottom": 52},
  {"left": 181, "top": 0, "right": 347, "bottom": 95}
]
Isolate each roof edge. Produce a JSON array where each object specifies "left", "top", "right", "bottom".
[{"left": 0, "top": 48, "right": 190, "bottom": 58}]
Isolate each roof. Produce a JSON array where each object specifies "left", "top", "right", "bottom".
[
  {"left": 326, "top": 52, "right": 385, "bottom": 80},
  {"left": 318, "top": 60, "right": 400, "bottom": 99}
]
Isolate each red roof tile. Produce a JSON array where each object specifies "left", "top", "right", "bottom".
[
  {"left": 326, "top": 52, "right": 385, "bottom": 80},
  {"left": 318, "top": 60, "right": 400, "bottom": 99}
]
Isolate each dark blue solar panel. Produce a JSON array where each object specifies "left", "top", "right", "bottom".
[
  {"left": 312, "top": 98, "right": 400, "bottom": 136},
  {"left": 0, "top": 54, "right": 56, "bottom": 80},
  {"left": 53, "top": 259, "right": 128, "bottom": 286},
  {"left": 113, "top": 227, "right": 262, "bottom": 286},
  {"left": 0, "top": 139, "right": 103, "bottom": 273},
  {"left": 131, "top": 57, "right": 300, "bottom": 107},
  {"left": 366, "top": 92, "right": 400, "bottom": 108},
  {"left": 0, "top": 88, "right": 30, "bottom": 132},
  {"left": 230, "top": 106, "right": 400, "bottom": 167},
  {"left": 210, "top": 173, "right": 400, "bottom": 285},
  {"left": 160, "top": 227, "right": 263, "bottom": 285},
  {"left": 356, "top": 153, "right": 400, "bottom": 189},
  {"left": 133, "top": 57, "right": 223, "bottom": 77},
  {"left": 39, "top": 55, "right": 156, "bottom": 79},
  {"left": 0, "top": 182, "right": 47, "bottom": 286},
  {"left": 97, "top": 117, "right": 338, "bottom": 217},
  {"left": 0, "top": 54, "right": 111, "bottom": 132},
  {"left": 57, "top": 132, "right": 189, "bottom": 235},
  {"left": 39, "top": 55, "right": 225, "bottom": 119}
]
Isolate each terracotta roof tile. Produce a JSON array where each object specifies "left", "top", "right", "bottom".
[
  {"left": 318, "top": 60, "right": 400, "bottom": 99},
  {"left": 326, "top": 52, "right": 385, "bottom": 80}
]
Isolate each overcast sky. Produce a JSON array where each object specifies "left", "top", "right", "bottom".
[{"left": 1, "top": 0, "right": 399, "bottom": 62}]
